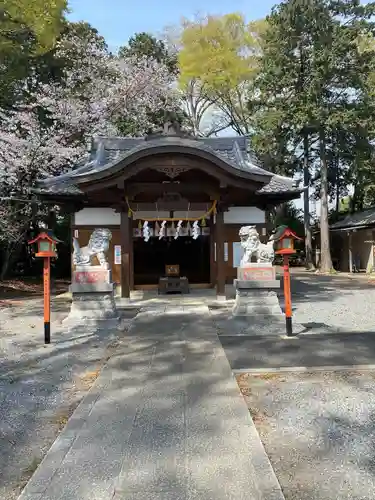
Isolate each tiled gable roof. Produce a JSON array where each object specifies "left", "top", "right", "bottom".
[{"left": 35, "top": 134, "right": 300, "bottom": 198}]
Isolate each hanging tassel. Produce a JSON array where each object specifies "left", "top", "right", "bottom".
[
  {"left": 138, "top": 220, "right": 142, "bottom": 229},
  {"left": 128, "top": 208, "right": 132, "bottom": 217},
  {"left": 201, "top": 217, "right": 206, "bottom": 227}
]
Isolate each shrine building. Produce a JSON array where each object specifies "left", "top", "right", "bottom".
[{"left": 35, "top": 124, "right": 303, "bottom": 299}]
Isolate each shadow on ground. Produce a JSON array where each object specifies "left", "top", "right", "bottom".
[
  {"left": 283, "top": 272, "right": 375, "bottom": 305},
  {"left": 221, "top": 332, "right": 375, "bottom": 371}
]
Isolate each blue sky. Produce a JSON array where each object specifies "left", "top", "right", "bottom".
[{"left": 67, "top": 0, "right": 278, "bottom": 52}]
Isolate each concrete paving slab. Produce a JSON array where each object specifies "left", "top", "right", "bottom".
[{"left": 18, "top": 305, "right": 283, "bottom": 500}]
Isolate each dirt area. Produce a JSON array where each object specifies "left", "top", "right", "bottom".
[
  {"left": 0, "top": 277, "right": 69, "bottom": 304},
  {"left": 237, "top": 371, "right": 375, "bottom": 500}
]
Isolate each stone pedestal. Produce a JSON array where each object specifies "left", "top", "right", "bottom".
[
  {"left": 63, "top": 266, "right": 119, "bottom": 329},
  {"left": 232, "top": 263, "right": 283, "bottom": 317}
]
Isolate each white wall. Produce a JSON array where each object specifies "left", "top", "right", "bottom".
[
  {"left": 223, "top": 207, "right": 265, "bottom": 224},
  {"left": 74, "top": 208, "right": 120, "bottom": 225},
  {"left": 74, "top": 206, "right": 265, "bottom": 226}
]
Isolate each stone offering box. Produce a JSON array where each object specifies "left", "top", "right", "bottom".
[{"left": 233, "top": 263, "right": 282, "bottom": 316}]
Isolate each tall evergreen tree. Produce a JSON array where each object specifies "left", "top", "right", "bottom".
[
  {"left": 119, "top": 32, "right": 178, "bottom": 74},
  {"left": 255, "top": 0, "right": 375, "bottom": 272}
]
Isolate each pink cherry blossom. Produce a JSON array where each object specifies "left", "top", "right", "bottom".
[{"left": 0, "top": 28, "right": 178, "bottom": 240}]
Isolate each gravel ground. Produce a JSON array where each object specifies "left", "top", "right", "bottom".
[
  {"left": 211, "top": 274, "right": 375, "bottom": 336},
  {"left": 0, "top": 298, "right": 137, "bottom": 500},
  {"left": 282, "top": 274, "right": 375, "bottom": 333},
  {"left": 237, "top": 370, "right": 375, "bottom": 500}
]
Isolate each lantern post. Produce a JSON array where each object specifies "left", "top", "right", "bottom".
[
  {"left": 271, "top": 226, "right": 303, "bottom": 337},
  {"left": 28, "top": 231, "right": 60, "bottom": 344}
]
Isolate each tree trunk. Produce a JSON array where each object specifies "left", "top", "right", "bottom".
[
  {"left": 0, "top": 244, "right": 12, "bottom": 280},
  {"left": 335, "top": 154, "right": 340, "bottom": 213},
  {"left": 0, "top": 242, "right": 20, "bottom": 280},
  {"left": 319, "top": 129, "right": 333, "bottom": 272},
  {"left": 303, "top": 132, "right": 315, "bottom": 270}
]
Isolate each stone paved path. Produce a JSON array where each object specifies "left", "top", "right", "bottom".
[{"left": 18, "top": 304, "right": 283, "bottom": 500}]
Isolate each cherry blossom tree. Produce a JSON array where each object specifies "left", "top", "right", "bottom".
[{"left": 0, "top": 23, "right": 178, "bottom": 276}]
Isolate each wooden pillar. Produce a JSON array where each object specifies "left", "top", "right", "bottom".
[
  {"left": 216, "top": 210, "right": 225, "bottom": 298},
  {"left": 210, "top": 214, "right": 216, "bottom": 288},
  {"left": 348, "top": 231, "right": 353, "bottom": 273},
  {"left": 129, "top": 217, "right": 134, "bottom": 290},
  {"left": 47, "top": 209, "right": 56, "bottom": 230},
  {"left": 120, "top": 211, "right": 130, "bottom": 299}
]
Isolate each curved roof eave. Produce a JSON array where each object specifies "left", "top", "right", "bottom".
[{"left": 58, "top": 140, "right": 272, "bottom": 186}]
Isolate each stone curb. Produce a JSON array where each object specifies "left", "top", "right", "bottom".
[
  {"left": 208, "top": 320, "right": 285, "bottom": 500},
  {"left": 245, "top": 416, "right": 286, "bottom": 499},
  {"left": 17, "top": 378, "right": 106, "bottom": 499},
  {"left": 16, "top": 319, "right": 135, "bottom": 500},
  {"left": 231, "top": 372, "right": 286, "bottom": 500},
  {"left": 233, "top": 364, "right": 375, "bottom": 375}
]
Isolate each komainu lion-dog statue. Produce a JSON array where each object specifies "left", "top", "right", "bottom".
[
  {"left": 239, "top": 226, "right": 275, "bottom": 266},
  {"left": 72, "top": 228, "right": 112, "bottom": 268}
]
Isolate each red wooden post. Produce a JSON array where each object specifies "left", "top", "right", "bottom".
[
  {"left": 28, "top": 231, "right": 59, "bottom": 344},
  {"left": 272, "top": 225, "right": 303, "bottom": 337},
  {"left": 43, "top": 257, "right": 51, "bottom": 344},
  {"left": 283, "top": 254, "right": 293, "bottom": 336}
]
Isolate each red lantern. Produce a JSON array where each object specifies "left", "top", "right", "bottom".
[
  {"left": 270, "top": 226, "right": 303, "bottom": 336},
  {"left": 28, "top": 231, "right": 60, "bottom": 344},
  {"left": 272, "top": 225, "right": 303, "bottom": 255},
  {"left": 28, "top": 231, "right": 59, "bottom": 258}
]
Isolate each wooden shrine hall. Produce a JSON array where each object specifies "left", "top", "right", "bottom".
[{"left": 35, "top": 123, "right": 303, "bottom": 299}]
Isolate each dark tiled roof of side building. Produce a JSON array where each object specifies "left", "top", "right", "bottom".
[{"left": 330, "top": 207, "right": 375, "bottom": 230}]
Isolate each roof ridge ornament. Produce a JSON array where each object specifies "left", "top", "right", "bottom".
[
  {"left": 163, "top": 120, "right": 179, "bottom": 135},
  {"left": 145, "top": 119, "right": 194, "bottom": 141}
]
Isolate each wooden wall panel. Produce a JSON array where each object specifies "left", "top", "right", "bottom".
[{"left": 72, "top": 226, "right": 121, "bottom": 283}]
